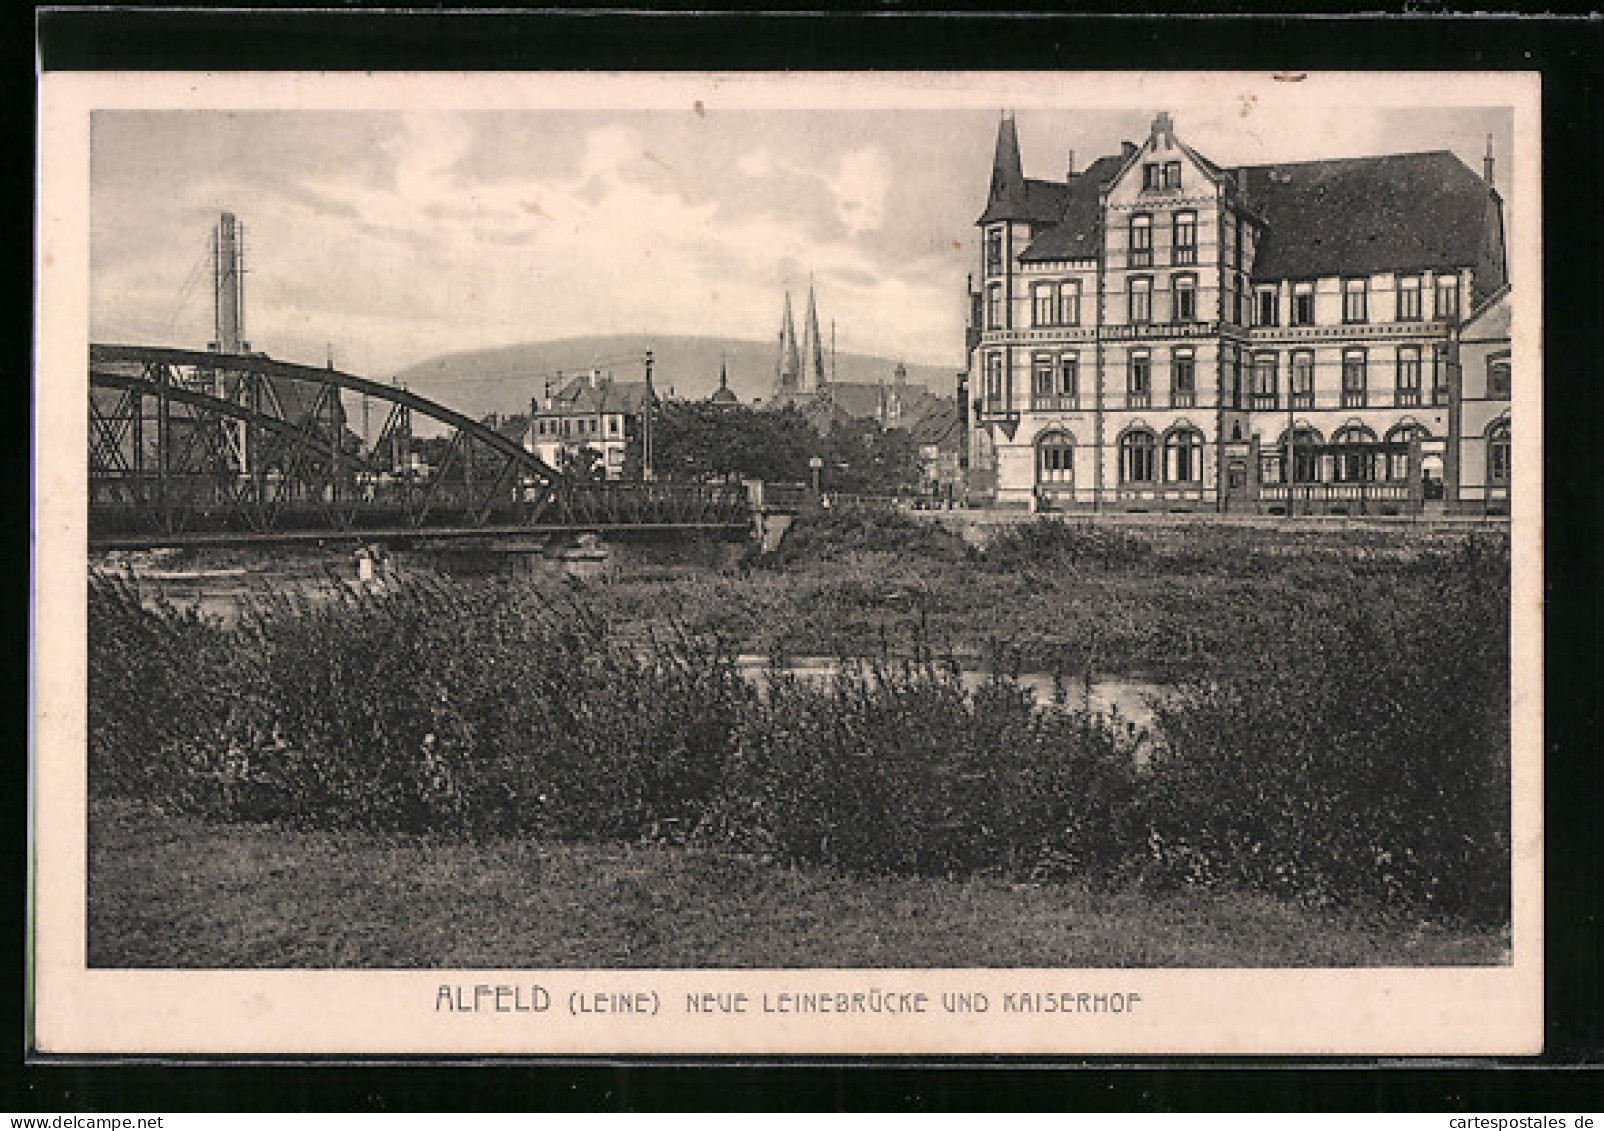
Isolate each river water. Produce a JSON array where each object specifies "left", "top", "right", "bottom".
[{"left": 731, "top": 655, "right": 1164, "bottom": 729}]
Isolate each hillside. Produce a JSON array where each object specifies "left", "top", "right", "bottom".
[{"left": 390, "top": 335, "right": 959, "bottom": 421}]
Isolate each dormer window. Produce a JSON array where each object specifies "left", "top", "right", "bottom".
[
  {"left": 1292, "top": 283, "right": 1315, "bottom": 326},
  {"left": 1436, "top": 276, "right": 1461, "bottom": 322},
  {"left": 1130, "top": 214, "right": 1153, "bottom": 267},
  {"left": 1255, "top": 286, "right": 1278, "bottom": 327},
  {"left": 1343, "top": 277, "right": 1369, "bottom": 325}
]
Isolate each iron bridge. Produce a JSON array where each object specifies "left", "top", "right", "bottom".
[{"left": 88, "top": 344, "right": 752, "bottom": 549}]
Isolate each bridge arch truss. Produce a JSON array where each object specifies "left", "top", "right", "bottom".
[{"left": 89, "top": 344, "right": 561, "bottom": 542}]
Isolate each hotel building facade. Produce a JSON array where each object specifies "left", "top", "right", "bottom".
[{"left": 966, "top": 111, "right": 1512, "bottom": 514}]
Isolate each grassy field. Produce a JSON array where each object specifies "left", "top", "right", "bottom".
[{"left": 89, "top": 800, "right": 1507, "bottom": 969}]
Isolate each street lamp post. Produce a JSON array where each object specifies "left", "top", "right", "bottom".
[{"left": 642, "top": 349, "right": 655, "bottom": 483}]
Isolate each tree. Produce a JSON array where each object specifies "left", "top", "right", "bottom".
[{"left": 557, "top": 444, "right": 605, "bottom": 483}]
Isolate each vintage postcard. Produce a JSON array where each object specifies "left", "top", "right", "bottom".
[{"left": 33, "top": 70, "right": 1542, "bottom": 1056}]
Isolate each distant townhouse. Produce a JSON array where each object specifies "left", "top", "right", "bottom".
[
  {"left": 527, "top": 370, "right": 655, "bottom": 480},
  {"left": 967, "top": 111, "right": 1512, "bottom": 515}
]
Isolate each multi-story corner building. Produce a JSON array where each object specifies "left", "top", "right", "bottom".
[
  {"left": 527, "top": 369, "right": 654, "bottom": 480},
  {"left": 966, "top": 111, "right": 1512, "bottom": 515}
]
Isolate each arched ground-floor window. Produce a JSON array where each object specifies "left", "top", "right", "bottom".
[
  {"left": 1488, "top": 419, "right": 1511, "bottom": 485},
  {"left": 1163, "top": 427, "right": 1204, "bottom": 483},
  {"left": 1036, "top": 430, "right": 1075, "bottom": 486},
  {"left": 1384, "top": 423, "right": 1431, "bottom": 482},
  {"left": 1120, "top": 429, "right": 1157, "bottom": 484},
  {"left": 1331, "top": 424, "right": 1380, "bottom": 482},
  {"left": 1276, "top": 426, "right": 1324, "bottom": 483}
]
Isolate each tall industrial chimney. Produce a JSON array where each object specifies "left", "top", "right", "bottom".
[{"left": 211, "top": 212, "right": 247, "bottom": 354}]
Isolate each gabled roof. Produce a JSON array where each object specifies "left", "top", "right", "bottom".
[
  {"left": 1015, "top": 154, "right": 1124, "bottom": 263},
  {"left": 1009, "top": 146, "right": 1502, "bottom": 286},
  {"left": 1235, "top": 151, "right": 1499, "bottom": 282},
  {"left": 545, "top": 376, "right": 654, "bottom": 416}
]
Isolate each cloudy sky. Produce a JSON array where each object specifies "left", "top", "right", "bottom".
[{"left": 89, "top": 99, "right": 1513, "bottom": 380}]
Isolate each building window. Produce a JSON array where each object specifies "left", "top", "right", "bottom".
[
  {"left": 1128, "top": 351, "right": 1151, "bottom": 408},
  {"left": 1292, "top": 283, "right": 1315, "bottom": 326},
  {"left": 1059, "top": 280, "right": 1082, "bottom": 326},
  {"left": 1227, "top": 346, "right": 1243, "bottom": 409},
  {"left": 1251, "top": 353, "right": 1278, "bottom": 410},
  {"left": 1436, "top": 276, "right": 1461, "bottom": 322},
  {"left": 1172, "top": 274, "right": 1197, "bottom": 323},
  {"left": 985, "top": 229, "right": 1003, "bottom": 275},
  {"left": 1281, "top": 427, "right": 1323, "bottom": 483},
  {"left": 1487, "top": 421, "right": 1511, "bottom": 485},
  {"left": 985, "top": 353, "right": 1004, "bottom": 412},
  {"left": 1031, "top": 352, "right": 1053, "bottom": 397},
  {"left": 1130, "top": 214, "right": 1153, "bottom": 267},
  {"left": 986, "top": 284, "right": 1003, "bottom": 330},
  {"left": 1032, "top": 283, "right": 1056, "bottom": 327},
  {"left": 1129, "top": 276, "right": 1152, "bottom": 324},
  {"left": 609, "top": 417, "right": 620, "bottom": 435},
  {"left": 1291, "top": 351, "right": 1314, "bottom": 408},
  {"left": 1233, "top": 278, "right": 1247, "bottom": 325},
  {"left": 1385, "top": 423, "right": 1427, "bottom": 481},
  {"left": 1398, "top": 275, "right": 1422, "bottom": 321},
  {"left": 1255, "top": 287, "right": 1278, "bottom": 328},
  {"left": 1142, "top": 163, "right": 1159, "bottom": 190},
  {"left": 1332, "top": 425, "right": 1380, "bottom": 483},
  {"left": 1396, "top": 346, "right": 1422, "bottom": 407},
  {"left": 1343, "top": 278, "right": 1368, "bottom": 324},
  {"left": 1120, "top": 429, "right": 1157, "bottom": 484},
  {"left": 1173, "top": 211, "right": 1197, "bottom": 265},
  {"left": 1488, "top": 357, "right": 1511, "bottom": 399},
  {"left": 1342, "top": 350, "right": 1367, "bottom": 407},
  {"left": 1164, "top": 161, "right": 1182, "bottom": 190},
  {"left": 1171, "top": 348, "right": 1195, "bottom": 408},
  {"left": 1164, "top": 428, "right": 1203, "bottom": 483},
  {"left": 1037, "top": 431, "right": 1074, "bottom": 486},
  {"left": 1057, "top": 353, "right": 1079, "bottom": 407}
]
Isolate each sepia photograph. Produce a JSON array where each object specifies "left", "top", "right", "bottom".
[{"left": 33, "top": 70, "right": 1542, "bottom": 1056}]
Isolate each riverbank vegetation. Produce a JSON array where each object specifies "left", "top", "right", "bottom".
[{"left": 89, "top": 515, "right": 1512, "bottom": 965}]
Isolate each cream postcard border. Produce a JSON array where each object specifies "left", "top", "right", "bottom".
[{"left": 33, "top": 70, "right": 1544, "bottom": 1057}]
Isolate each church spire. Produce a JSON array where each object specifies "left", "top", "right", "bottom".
[
  {"left": 979, "top": 110, "right": 1029, "bottom": 223},
  {"left": 775, "top": 291, "right": 800, "bottom": 395},
  {"left": 801, "top": 279, "right": 826, "bottom": 392}
]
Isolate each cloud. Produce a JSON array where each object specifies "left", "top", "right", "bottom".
[
  {"left": 826, "top": 147, "right": 891, "bottom": 237},
  {"left": 736, "top": 149, "right": 772, "bottom": 178}
]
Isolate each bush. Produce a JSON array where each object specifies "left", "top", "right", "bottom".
[
  {"left": 89, "top": 574, "right": 754, "bottom": 838},
  {"left": 1140, "top": 536, "right": 1511, "bottom": 922},
  {"left": 980, "top": 520, "right": 1153, "bottom": 571},
  {"left": 763, "top": 503, "right": 969, "bottom": 566},
  {"left": 711, "top": 659, "right": 1145, "bottom": 880}
]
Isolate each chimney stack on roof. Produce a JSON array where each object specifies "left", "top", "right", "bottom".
[
  {"left": 1121, "top": 140, "right": 1138, "bottom": 160},
  {"left": 1484, "top": 134, "right": 1495, "bottom": 185},
  {"left": 1066, "top": 148, "right": 1076, "bottom": 179}
]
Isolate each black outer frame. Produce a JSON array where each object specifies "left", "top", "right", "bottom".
[{"left": 17, "top": 4, "right": 1604, "bottom": 1112}]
